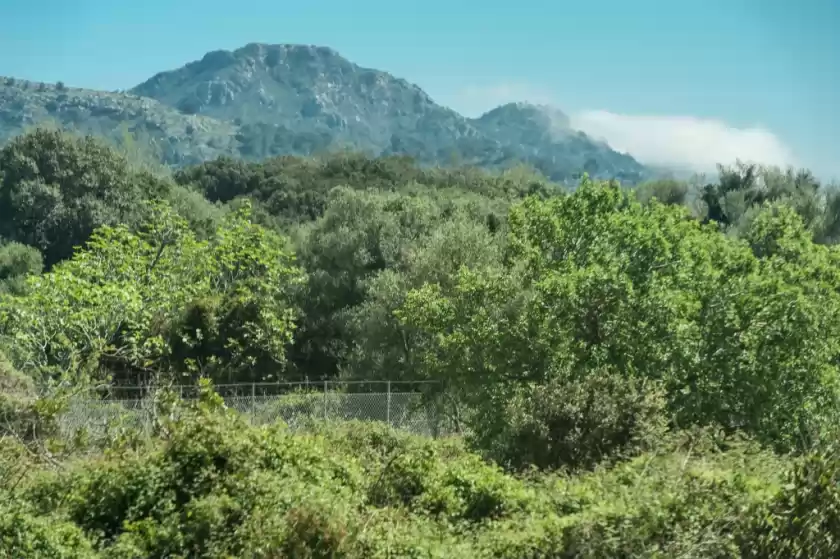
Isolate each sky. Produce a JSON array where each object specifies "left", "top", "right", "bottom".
[{"left": 1, "top": 0, "right": 838, "bottom": 179}]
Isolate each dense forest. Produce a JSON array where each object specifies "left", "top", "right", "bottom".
[{"left": 2, "top": 128, "right": 840, "bottom": 557}]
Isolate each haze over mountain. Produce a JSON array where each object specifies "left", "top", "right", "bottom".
[{"left": 0, "top": 43, "right": 650, "bottom": 184}]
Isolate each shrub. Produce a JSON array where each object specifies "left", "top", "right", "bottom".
[
  {"left": 249, "top": 390, "right": 328, "bottom": 429},
  {"left": 0, "top": 386, "right": 812, "bottom": 558},
  {"left": 0, "top": 357, "right": 65, "bottom": 444},
  {"left": 470, "top": 371, "right": 669, "bottom": 472},
  {"left": 741, "top": 442, "right": 840, "bottom": 558},
  {"left": 16, "top": 392, "right": 366, "bottom": 556},
  {"left": 312, "top": 422, "right": 541, "bottom": 522},
  {"left": 478, "top": 432, "right": 785, "bottom": 558},
  {"left": 0, "top": 505, "right": 96, "bottom": 559},
  {"left": 0, "top": 241, "right": 43, "bottom": 280},
  {"left": 634, "top": 178, "right": 690, "bottom": 207},
  {"left": 350, "top": 511, "right": 475, "bottom": 558}
]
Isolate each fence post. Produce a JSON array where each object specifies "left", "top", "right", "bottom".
[
  {"left": 386, "top": 381, "right": 391, "bottom": 427},
  {"left": 323, "top": 380, "right": 328, "bottom": 421},
  {"left": 251, "top": 382, "right": 256, "bottom": 420}
]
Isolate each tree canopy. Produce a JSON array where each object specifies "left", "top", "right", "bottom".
[{"left": 0, "top": 201, "right": 302, "bottom": 386}]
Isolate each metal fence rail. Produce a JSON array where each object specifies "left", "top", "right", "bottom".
[{"left": 58, "top": 381, "right": 450, "bottom": 438}]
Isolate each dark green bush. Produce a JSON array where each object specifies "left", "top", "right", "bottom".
[
  {"left": 470, "top": 371, "right": 669, "bottom": 472},
  {"left": 0, "top": 241, "right": 43, "bottom": 295}
]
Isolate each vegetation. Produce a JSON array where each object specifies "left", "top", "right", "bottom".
[{"left": 2, "top": 128, "right": 840, "bottom": 557}]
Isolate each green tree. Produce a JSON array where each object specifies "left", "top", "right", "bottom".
[
  {"left": 699, "top": 162, "right": 832, "bottom": 244},
  {"left": 341, "top": 215, "right": 503, "bottom": 382},
  {"left": 289, "top": 187, "right": 506, "bottom": 379},
  {"left": 634, "top": 177, "right": 689, "bottom": 207},
  {"left": 175, "top": 151, "right": 558, "bottom": 228},
  {"left": 398, "top": 179, "right": 840, "bottom": 453},
  {"left": 0, "top": 129, "right": 170, "bottom": 268},
  {"left": 0, "top": 201, "right": 302, "bottom": 386}
]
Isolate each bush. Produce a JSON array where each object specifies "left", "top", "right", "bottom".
[
  {"left": 0, "top": 356, "right": 48, "bottom": 443},
  {"left": 164, "top": 183, "right": 226, "bottom": 239},
  {"left": 0, "top": 241, "right": 43, "bottom": 294},
  {"left": 313, "top": 421, "right": 540, "bottom": 522},
  {"left": 0, "top": 505, "right": 96, "bottom": 559},
  {"left": 351, "top": 512, "right": 475, "bottom": 558},
  {"left": 634, "top": 177, "right": 690, "bottom": 207},
  {"left": 470, "top": 371, "right": 669, "bottom": 472},
  {"left": 18, "top": 392, "right": 367, "bottom": 556},
  {"left": 0, "top": 387, "right": 810, "bottom": 558},
  {"left": 741, "top": 442, "right": 840, "bottom": 558},
  {"left": 249, "top": 390, "right": 326, "bottom": 428},
  {"left": 0, "top": 241, "right": 43, "bottom": 280},
  {"left": 478, "top": 431, "right": 784, "bottom": 558}
]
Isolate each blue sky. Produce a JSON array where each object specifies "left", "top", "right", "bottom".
[{"left": 1, "top": 0, "right": 838, "bottom": 178}]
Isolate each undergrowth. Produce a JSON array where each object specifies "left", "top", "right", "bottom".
[{"left": 1, "top": 384, "right": 835, "bottom": 558}]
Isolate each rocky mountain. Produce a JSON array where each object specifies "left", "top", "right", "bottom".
[
  {"left": 469, "top": 103, "right": 645, "bottom": 182},
  {"left": 0, "top": 43, "right": 651, "bottom": 184},
  {"left": 131, "top": 43, "right": 479, "bottom": 155}
]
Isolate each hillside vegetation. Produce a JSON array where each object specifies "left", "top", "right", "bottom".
[{"left": 2, "top": 128, "right": 840, "bottom": 557}]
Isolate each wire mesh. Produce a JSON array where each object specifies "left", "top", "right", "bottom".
[{"left": 58, "top": 381, "right": 451, "bottom": 438}]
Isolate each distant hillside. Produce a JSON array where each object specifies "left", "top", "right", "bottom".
[
  {"left": 0, "top": 43, "right": 651, "bottom": 184},
  {"left": 0, "top": 77, "right": 239, "bottom": 166}
]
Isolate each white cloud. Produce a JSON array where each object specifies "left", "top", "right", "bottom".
[
  {"left": 571, "top": 110, "right": 797, "bottom": 173},
  {"left": 446, "top": 83, "right": 798, "bottom": 173}
]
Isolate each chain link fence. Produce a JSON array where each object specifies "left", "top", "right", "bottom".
[{"left": 58, "top": 381, "right": 453, "bottom": 439}]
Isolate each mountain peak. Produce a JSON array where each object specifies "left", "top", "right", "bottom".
[
  {"left": 473, "top": 102, "right": 573, "bottom": 149},
  {"left": 478, "top": 102, "right": 571, "bottom": 132},
  {"left": 132, "top": 43, "right": 358, "bottom": 115},
  {"left": 129, "top": 42, "right": 468, "bottom": 153},
  {"left": 238, "top": 42, "right": 342, "bottom": 60},
  {"left": 189, "top": 43, "right": 346, "bottom": 74}
]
